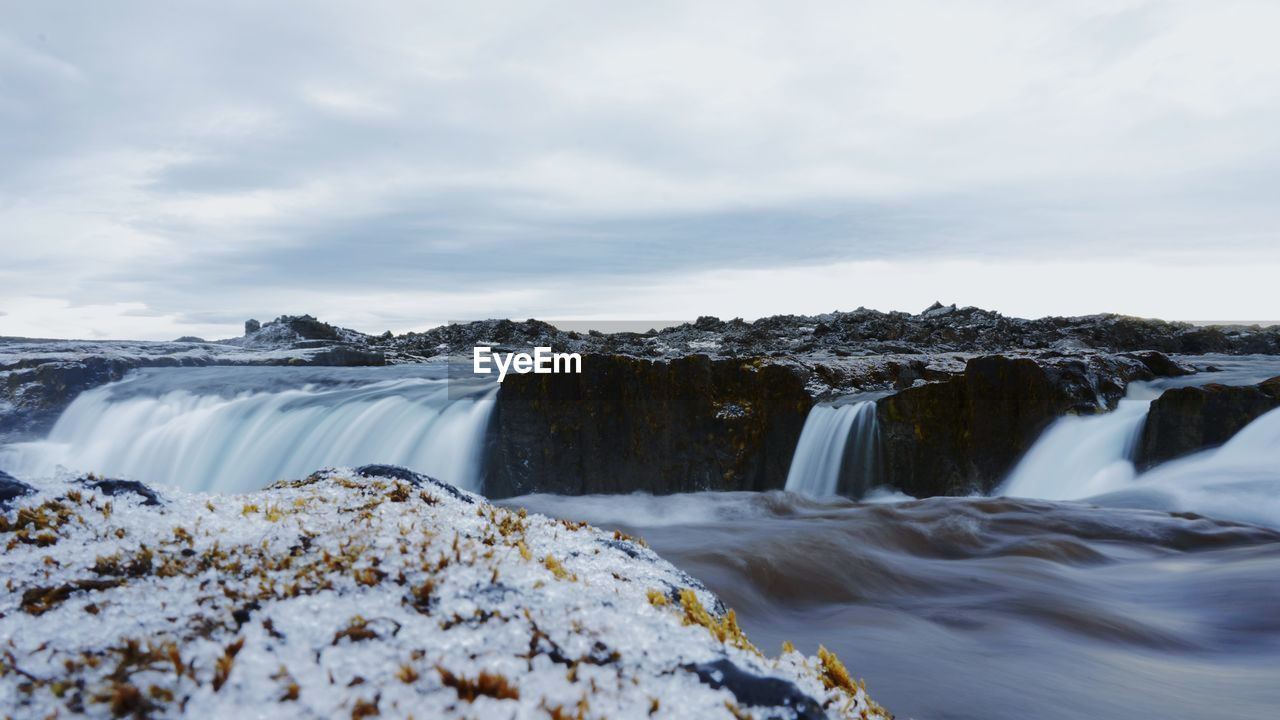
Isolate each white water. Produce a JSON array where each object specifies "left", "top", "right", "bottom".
[
  {"left": 785, "top": 401, "right": 878, "bottom": 498},
  {"left": 1000, "top": 398, "right": 1151, "bottom": 500},
  {"left": 0, "top": 367, "right": 496, "bottom": 494},
  {"left": 1091, "top": 407, "right": 1280, "bottom": 529},
  {"left": 1000, "top": 362, "right": 1280, "bottom": 528}
]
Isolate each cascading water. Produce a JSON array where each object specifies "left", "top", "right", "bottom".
[
  {"left": 0, "top": 366, "right": 496, "bottom": 494},
  {"left": 1090, "top": 406, "right": 1280, "bottom": 529},
  {"left": 1000, "top": 398, "right": 1151, "bottom": 500},
  {"left": 784, "top": 400, "right": 878, "bottom": 497},
  {"left": 1000, "top": 355, "right": 1280, "bottom": 528}
]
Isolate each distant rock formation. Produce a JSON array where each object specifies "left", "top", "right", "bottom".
[
  {"left": 373, "top": 306, "right": 1280, "bottom": 361},
  {"left": 224, "top": 314, "right": 371, "bottom": 350}
]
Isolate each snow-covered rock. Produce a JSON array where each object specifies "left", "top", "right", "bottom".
[{"left": 0, "top": 467, "right": 889, "bottom": 719}]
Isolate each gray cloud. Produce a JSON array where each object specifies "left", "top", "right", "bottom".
[{"left": 2, "top": 1, "right": 1279, "bottom": 339}]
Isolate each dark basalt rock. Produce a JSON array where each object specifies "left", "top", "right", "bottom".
[
  {"left": 687, "top": 659, "right": 825, "bottom": 720},
  {"left": 260, "top": 314, "right": 342, "bottom": 342},
  {"left": 375, "top": 306, "right": 1280, "bottom": 360},
  {"left": 355, "top": 464, "right": 475, "bottom": 504},
  {"left": 223, "top": 314, "right": 373, "bottom": 351},
  {"left": 484, "top": 354, "right": 812, "bottom": 497},
  {"left": 484, "top": 348, "right": 1183, "bottom": 498},
  {"left": 1, "top": 470, "right": 35, "bottom": 508},
  {"left": 1137, "top": 377, "right": 1280, "bottom": 469},
  {"left": 356, "top": 464, "right": 426, "bottom": 485},
  {"left": 876, "top": 354, "right": 1155, "bottom": 497},
  {"left": 77, "top": 477, "right": 163, "bottom": 506},
  {"left": 306, "top": 345, "right": 386, "bottom": 367},
  {"left": 1125, "top": 351, "right": 1194, "bottom": 377}
]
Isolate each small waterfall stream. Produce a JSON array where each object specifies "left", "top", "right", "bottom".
[
  {"left": 785, "top": 401, "right": 879, "bottom": 497},
  {"left": 999, "top": 398, "right": 1152, "bottom": 500},
  {"left": 0, "top": 366, "right": 497, "bottom": 494},
  {"left": 998, "top": 361, "right": 1280, "bottom": 529}
]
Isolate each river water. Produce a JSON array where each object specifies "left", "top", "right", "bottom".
[{"left": 505, "top": 491, "right": 1280, "bottom": 719}]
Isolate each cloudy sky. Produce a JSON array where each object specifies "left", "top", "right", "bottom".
[{"left": 2, "top": 0, "right": 1279, "bottom": 340}]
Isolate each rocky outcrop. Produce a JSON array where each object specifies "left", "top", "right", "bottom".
[
  {"left": 1137, "top": 377, "right": 1280, "bottom": 469},
  {"left": 374, "top": 305, "right": 1280, "bottom": 360},
  {"left": 0, "top": 468, "right": 888, "bottom": 719},
  {"left": 875, "top": 354, "right": 1157, "bottom": 496},
  {"left": 484, "top": 354, "right": 813, "bottom": 497},
  {"left": 223, "top": 313, "right": 372, "bottom": 350},
  {"left": 483, "top": 350, "right": 1173, "bottom": 499}
]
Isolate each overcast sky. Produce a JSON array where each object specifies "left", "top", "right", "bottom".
[{"left": 2, "top": 0, "right": 1279, "bottom": 340}]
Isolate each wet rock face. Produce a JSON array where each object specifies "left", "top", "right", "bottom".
[
  {"left": 1137, "top": 377, "right": 1280, "bottom": 469},
  {"left": 876, "top": 354, "right": 1154, "bottom": 497},
  {"left": 484, "top": 354, "right": 813, "bottom": 497},
  {"left": 485, "top": 351, "right": 1175, "bottom": 498}
]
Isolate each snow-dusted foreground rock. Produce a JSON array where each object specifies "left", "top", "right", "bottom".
[{"left": 0, "top": 467, "right": 889, "bottom": 719}]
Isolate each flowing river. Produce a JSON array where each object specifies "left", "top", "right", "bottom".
[{"left": 3, "top": 357, "right": 1280, "bottom": 718}]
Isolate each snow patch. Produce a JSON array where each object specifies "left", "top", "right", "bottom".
[{"left": 0, "top": 469, "right": 888, "bottom": 719}]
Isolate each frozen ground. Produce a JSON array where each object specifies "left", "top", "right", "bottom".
[{"left": 0, "top": 467, "right": 888, "bottom": 719}]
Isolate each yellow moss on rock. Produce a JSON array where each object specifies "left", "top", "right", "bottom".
[
  {"left": 542, "top": 554, "right": 576, "bottom": 582},
  {"left": 678, "top": 589, "right": 758, "bottom": 655}
]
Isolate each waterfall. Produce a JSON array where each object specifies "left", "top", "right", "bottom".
[
  {"left": 999, "top": 398, "right": 1151, "bottom": 501},
  {"left": 1092, "top": 406, "right": 1280, "bottom": 529},
  {"left": 0, "top": 366, "right": 497, "bottom": 494},
  {"left": 1000, "top": 396, "right": 1280, "bottom": 529},
  {"left": 785, "top": 401, "right": 879, "bottom": 498},
  {"left": 999, "top": 358, "right": 1280, "bottom": 504}
]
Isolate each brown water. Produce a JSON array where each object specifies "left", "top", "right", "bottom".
[{"left": 502, "top": 492, "right": 1280, "bottom": 720}]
